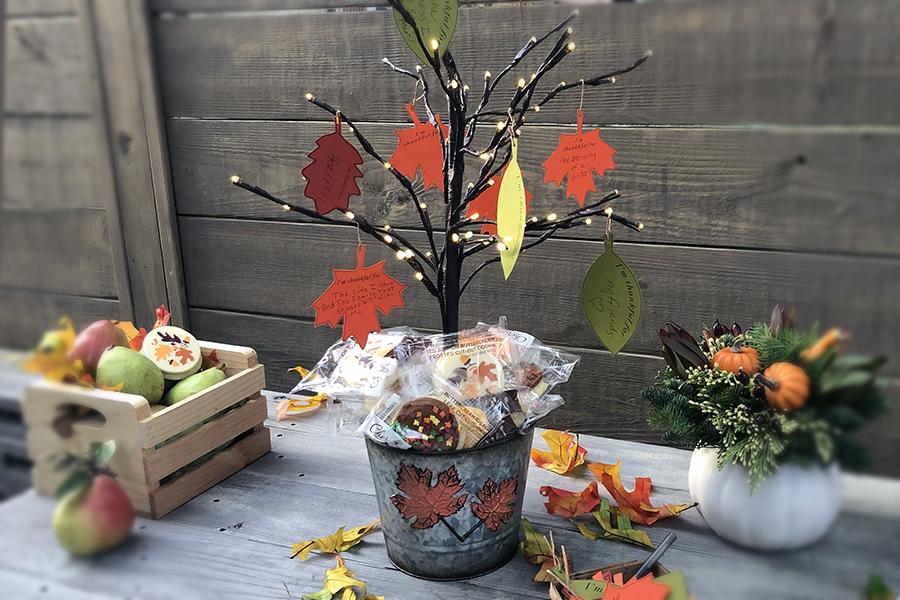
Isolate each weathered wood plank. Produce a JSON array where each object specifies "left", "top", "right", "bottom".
[
  {"left": 150, "top": 0, "right": 483, "bottom": 12},
  {"left": 154, "top": 0, "right": 900, "bottom": 124},
  {"left": 78, "top": 0, "right": 188, "bottom": 324},
  {"left": 0, "top": 289, "right": 120, "bottom": 349},
  {"left": 179, "top": 217, "right": 900, "bottom": 374},
  {"left": 3, "top": 16, "right": 90, "bottom": 115},
  {"left": 7, "top": 0, "right": 74, "bottom": 16},
  {"left": 190, "top": 308, "right": 900, "bottom": 477},
  {"left": 168, "top": 118, "right": 900, "bottom": 257},
  {"left": 2, "top": 116, "right": 102, "bottom": 209},
  {"left": 0, "top": 208, "right": 117, "bottom": 297}
]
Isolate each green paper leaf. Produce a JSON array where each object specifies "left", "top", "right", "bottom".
[
  {"left": 581, "top": 233, "right": 642, "bottom": 353},
  {"left": 574, "top": 498, "right": 655, "bottom": 550},
  {"left": 655, "top": 571, "right": 690, "bottom": 600},
  {"left": 567, "top": 578, "right": 608, "bottom": 599},
  {"left": 498, "top": 137, "right": 526, "bottom": 280},
  {"left": 392, "top": 0, "right": 458, "bottom": 64}
]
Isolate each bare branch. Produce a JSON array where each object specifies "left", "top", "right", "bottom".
[{"left": 230, "top": 177, "right": 441, "bottom": 297}]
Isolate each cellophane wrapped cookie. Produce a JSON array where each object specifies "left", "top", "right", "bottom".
[{"left": 349, "top": 319, "right": 580, "bottom": 452}]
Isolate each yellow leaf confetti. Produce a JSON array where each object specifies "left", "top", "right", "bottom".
[{"left": 291, "top": 520, "right": 380, "bottom": 561}]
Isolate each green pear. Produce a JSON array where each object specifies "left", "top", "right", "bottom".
[
  {"left": 53, "top": 474, "right": 135, "bottom": 556},
  {"left": 96, "top": 347, "right": 164, "bottom": 403},
  {"left": 164, "top": 368, "right": 227, "bottom": 406}
]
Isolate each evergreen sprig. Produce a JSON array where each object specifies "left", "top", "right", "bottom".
[{"left": 642, "top": 314, "right": 889, "bottom": 489}]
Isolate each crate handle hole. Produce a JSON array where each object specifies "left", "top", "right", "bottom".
[{"left": 52, "top": 404, "right": 107, "bottom": 438}]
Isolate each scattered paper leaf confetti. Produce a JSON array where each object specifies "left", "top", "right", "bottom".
[
  {"left": 574, "top": 498, "right": 654, "bottom": 550},
  {"left": 600, "top": 573, "right": 669, "bottom": 600},
  {"left": 531, "top": 430, "right": 587, "bottom": 475},
  {"left": 520, "top": 519, "right": 555, "bottom": 582},
  {"left": 302, "top": 555, "right": 384, "bottom": 600},
  {"left": 540, "top": 481, "right": 601, "bottom": 518},
  {"left": 291, "top": 519, "right": 380, "bottom": 561},
  {"left": 588, "top": 461, "right": 695, "bottom": 526}
]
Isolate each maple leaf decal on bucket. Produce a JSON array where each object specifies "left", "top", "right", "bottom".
[
  {"left": 390, "top": 464, "right": 467, "bottom": 530},
  {"left": 471, "top": 477, "right": 518, "bottom": 532}
]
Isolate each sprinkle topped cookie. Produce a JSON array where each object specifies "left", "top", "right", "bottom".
[{"left": 394, "top": 396, "right": 459, "bottom": 452}]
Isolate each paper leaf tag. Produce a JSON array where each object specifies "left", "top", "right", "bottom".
[
  {"left": 301, "top": 119, "right": 364, "bottom": 215},
  {"left": 543, "top": 109, "right": 616, "bottom": 207},
  {"left": 497, "top": 136, "right": 527, "bottom": 280},
  {"left": 392, "top": 0, "right": 458, "bottom": 64},
  {"left": 311, "top": 245, "right": 406, "bottom": 348},
  {"left": 389, "top": 103, "right": 447, "bottom": 191},
  {"left": 465, "top": 166, "right": 533, "bottom": 235},
  {"left": 581, "top": 233, "right": 642, "bottom": 354}
]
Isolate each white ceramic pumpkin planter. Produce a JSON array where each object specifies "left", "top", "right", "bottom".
[{"left": 688, "top": 447, "right": 842, "bottom": 551}]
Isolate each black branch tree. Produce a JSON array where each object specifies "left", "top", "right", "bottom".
[{"left": 231, "top": 5, "right": 649, "bottom": 333}]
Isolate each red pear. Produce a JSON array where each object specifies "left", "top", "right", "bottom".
[
  {"left": 53, "top": 474, "right": 135, "bottom": 556},
  {"left": 68, "top": 320, "right": 128, "bottom": 375}
]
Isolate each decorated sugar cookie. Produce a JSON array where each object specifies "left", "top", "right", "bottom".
[
  {"left": 433, "top": 349, "right": 506, "bottom": 399},
  {"left": 141, "top": 326, "right": 202, "bottom": 381},
  {"left": 394, "top": 396, "right": 459, "bottom": 452}
]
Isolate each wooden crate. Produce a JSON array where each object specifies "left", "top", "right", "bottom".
[{"left": 22, "top": 341, "right": 270, "bottom": 518}]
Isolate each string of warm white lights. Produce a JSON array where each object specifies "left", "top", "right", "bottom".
[{"left": 231, "top": 3, "right": 650, "bottom": 332}]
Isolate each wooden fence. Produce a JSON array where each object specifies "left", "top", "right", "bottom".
[{"left": 3, "top": 0, "right": 899, "bottom": 475}]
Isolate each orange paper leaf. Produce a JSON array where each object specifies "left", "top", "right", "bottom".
[
  {"left": 465, "top": 166, "right": 534, "bottom": 235},
  {"left": 154, "top": 304, "right": 172, "bottom": 328},
  {"left": 540, "top": 481, "right": 601, "bottom": 518},
  {"left": 587, "top": 461, "right": 695, "bottom": 526},
  {"left": 531, "top": 430, "right": 587, "bottom": 475},
  {"left": 312, "top": 244, "right": 406, "bottom": 348},
  {"left": 543, "top": 109, "right": 615, "bottom": 207},
  {"left": 389, "top": 103, "right": 448, "bottom": 192},
  {"left": 601, "top": 573, "right": 669, "bottom": 600}
]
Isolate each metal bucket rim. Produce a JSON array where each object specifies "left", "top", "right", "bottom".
[{"left": 364, "top": 425, "right": 534, "bottom": 456}]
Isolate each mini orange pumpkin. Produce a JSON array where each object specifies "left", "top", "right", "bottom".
[
  {"left": 712, "top": 343, "right": 760, "bottom": 376},
  {"left": 760, "top": 362, "right": 811, "bottom": 411}
]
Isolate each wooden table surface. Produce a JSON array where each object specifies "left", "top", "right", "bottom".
[{"left": 2, "top": 391, "right": 899, "bottom": 600}]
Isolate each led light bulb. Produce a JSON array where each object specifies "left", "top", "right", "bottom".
[
  {"left": 414, "top": 272, "right": 424, "bottom": 281},
  {"left": 517, "top": 77, "right": 526, "bottom": 88},
  {"left": 566, "top": 42, "right": 576, "bottom": 52},
  {"left": 396, "top": 250, "right": 406, "bottom": 260},
  {"left": 496, "top": 242, "right": 508, "bottom": 251},
  {"left": 464, "top": 231, "right": 473, "bottom": 240},
  {"left": 282, "top": 204, "right": 291, "bottom": 211},
  {"left": 419, "top": 202, "right": 427, "bottom": 210},
  {"left": 304, "top": 93, "right": 315, "bottom": 101},
  {"left": 383, "top": 234, "right": 393, "bottom": 243},
  {"left": 345, "top": 211, "right": 355, "bottom": 219},
  {"left": 547, "top": 213, "right": 558, "bottom": 221},
  {"left": 488, "top": 178, "right": 495, "bottom": 186},
  {"left": 451, "top": 233, "right": 460, "bottom": 243},
  {"left": 496, "top": 121, "right": 506, "bottom": 131},
  {"left": 604, "top": 207, "right": 613, "bottom": 216},
  {"left": 585, "top": 218, "right": 593, "bottom": 225},
  {"left": 383, "top": 161, "right": 392, "bottom": 170},
  {"left": 470, "top": 212, "right": 480, "bottom": 220},
  {"left": 230, "top": 175, "right": 241, "bottom": 184},
  {"left": 430, "top": 38, "right": 439, "bottom": 51},
  {"left": 484, "top": 70, "right": 492, "bottom": 79}
]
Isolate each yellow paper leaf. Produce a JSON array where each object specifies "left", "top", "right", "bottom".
[
  {"left": 22, "top": 317, "right": 87, "bottom": 385},
  {"left": 276, "top": 394, "right": 327, "bottom": 420},
  {"left": 289, "top": 365, "right": 311, "bottom": 378},
  {"left": 303, "top": 556, "right": 385, "bottom": 600},
  {"left": 497, "top": 136, "right": 526, "bottom": 279},
  {"left": 291, "top": 520, "right": 380, "bottom": 561},
  {"left": 530, "top": 430, "right": 587, "bottom": 475}
]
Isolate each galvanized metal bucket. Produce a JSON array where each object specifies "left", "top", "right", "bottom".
[{"left": 365, "top": 428, "right": 534, "bottom": 580}]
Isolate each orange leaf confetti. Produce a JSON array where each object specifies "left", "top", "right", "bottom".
[
  {"left": 312, "top": 244, "right": 406, "bottom": 349},
  {"left": 600, "top": 573, "right": 670, "bottom": 600},
  {"left": 540, "top": 481, "right": 601, "bottom": 518},
  {"left": 531, "top": 430, "right": 587, "bottom": 475},
  {"left": 543, "top": 109, "right": 616, "bottom": 207},
  {"left": 587, "top": 461, "right": 695, "bottom": 526}
]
